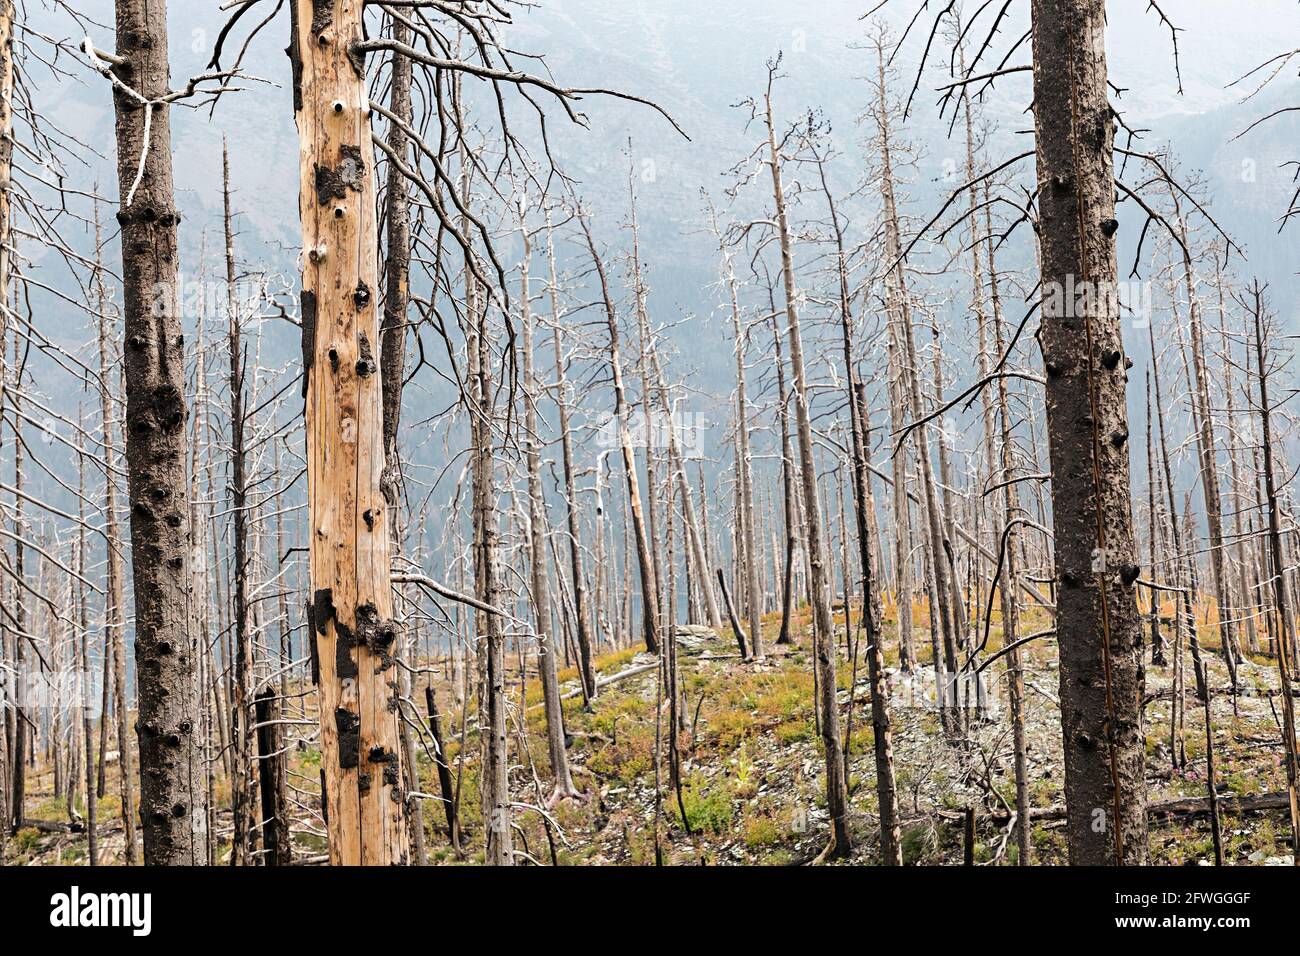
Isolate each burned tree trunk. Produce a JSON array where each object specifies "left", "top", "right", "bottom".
[
  {"left": 763, "top": 73, "right": 850, "bottom": 857},
  {"left": 291, "top": 0, "right": 405, "bottom": 865},
  {"left": 545, "top": 222, "right": 598, "bottom": 702},
  {"left": 376, "top": 14, "right": 426, "bottom": 868},
  {"left": 1030, "top": 0, "right": 1148, "bottom": 864},
  {"left": 1248, "top": 282, "right": 1300, "bottom": 863},
  {"left": 110, "top": 0, "right": 206, "bottom": 865},
  {"left": 770, "top": 313, "right": 799, "bottom": 646},
  {"left": 719, "top": 228, "right": 763, "bottom": 657},
  {"left": 577, "top": 208, "right": 660, "bottom": 654},
  {"left": 254, "top": 690, "right": 290, "bottom": 866},
  {"left": 223, "top": 143, "right": 255, "bottom": 867},
  {"left": 520, "top": 214, "right": 578, "bottom": 801}
]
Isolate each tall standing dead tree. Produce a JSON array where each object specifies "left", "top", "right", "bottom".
[
  {"left": 106, "top": 0, "right": 207, "bottom": 865},
  {"left": 291, "top": 0, "right": 405, "bottom": 866},
  {"left": 1030, "top": 0, "right": 1148, "bottom": 864}
]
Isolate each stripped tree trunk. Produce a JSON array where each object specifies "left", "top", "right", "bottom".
[
  {"left": 985, "top": 186, "right": 1033, "bottom": 863},
  {"left": 545, "top": 221, "right": 597, "bottom": 701},
  {"left": 1250, "top": 282, "right": 1300, "bottom": 863},
  {"left": 872, "top": 41, "right": 958, "bottom": 724},
  {"left": 769, "top": 313, "right": 798, "bottom": 646},
  {"left": 716, "top": 220, "right": 762, "bottom": 655},
  {"left": 763, "top": 75, "right": 850, "bottom": 857},
  {"left": 290, "top": 0, "right": 405, "bottom": 865},
  {"left": 520, "top": 215, "right": 578, "bottom": 801},
  {"left": 223, "top": 143, "right": 255, "bottom": 866},
  {"left": 577, "top": 209, "right": 660, "bottom": 653}
]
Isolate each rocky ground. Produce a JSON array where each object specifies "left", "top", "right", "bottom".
[{"left": 9, "top": 600, "right": 1299, "bottom": 865}]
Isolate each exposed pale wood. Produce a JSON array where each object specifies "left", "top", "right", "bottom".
[{"left": 292, "top": 0, "right": 404, "bottom": 866}]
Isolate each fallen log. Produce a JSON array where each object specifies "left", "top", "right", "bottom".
[{"left": 940, "top": 790, "right": 1292, "bottom": 826}]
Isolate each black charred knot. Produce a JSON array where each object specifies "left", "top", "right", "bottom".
[
  {"left": 1100, "top": 218, "right": 1119, "bottom": 238},
  {"left": 353, "top": 281, "right": 372, "bottom": 311},
  {"left": 150, "top": 486, "right": 170, "bottom": 500},
  {"left": 168, "top": 556, "right": 183, "bottom": 570},
  {"left": 358, "top": 771, "right": 373, "bottom": 794},
  {"left": 356, "top": 327, "right": 375, "bottom": 377},
  {"left": 178, "top": 720, "right": 192, "bottom": 735},
  {"left": 1120, "top": 563, "right": 1142, "bottom": 586},
  {"left": 363, "top": 509, "right": 375, "bottom": 530},
  {"left": 128, "top": 335, "right": 147, "bottom": 351},
  {"left": 336, "top": 708, "right": 361, "bottom": 768},
  {"left": 1045, "top": 360, "right": 1062, "bottom": 378},
  {"left": 356, "top": 602, "right": 399, "bottom": 653},
  {"left": 164, "top": 733, "right": 182, "bottom": 748},
  {"left": 171, "top": 803, "right": 188, "bottom": 818},
  {"left": 1051, "top": 174, "right": 1070, "bottom": 192},
  {"left": 1110, "top": 428, "right": 1128, "bottom": 448},
  {"left": 156, "top": 640, "right": 174, "bottom": 655},
  {"left": 1060, "top": 569, "right": 1079, "bottom": 588},
  {"left": 130, "top": 416, "right": 156, "bottom": 436},
  {"left": 1102, "top": 349, "right": 1122, "bottom": 370},
  {"left": 328, "top": 347, "right": 339, "bottom": 372},
  {"left": 151, "top": 385, "right": 185, "bottom": 431},
  {"left": 151, "top": 810, "right": 169, "bottom": 825},
  {"left": 166, "top": 514, "right": 182, "bottom": 528},
  {"left": 312, "top": 588, "right": 336, "bottom": 634},
  {"left": 132, "top": 501, "right": 155, "bottom": 520},
  {"left": 1074, "top": 731, "right": 1100, "bottom": 751}
]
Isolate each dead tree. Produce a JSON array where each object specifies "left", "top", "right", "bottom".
[
  {"left": 708, "top": 197, "right": 761, "bottom": 655},
  {"left": 1246, "top": 280, "right": 1300, "bottom": 864},
  {"left": 106, "top": 0, "right": 207, "bottom": 865},
  {"left": 290, "top": 0, "right": 405, "bottom": 865},
  {"left": 1030, "top": 0, "right": 1148, "bottom": 864},
  {"left": 223, "top": 143, "right": 255, "bottom": 866},
  {"left": 869, "top": 35, "right": 959, "bottom": 723},
  {"left": 375, "top": 13, "right": 425, "bottom": 868},
  {"left": 519, "top": 204, "right": 579, "bottom": 802},
  {"left": 545, "top": 219, "right": 598, "bottom": 702},
  {"left": 576, "top": 205, "right": 661, "bottom": 654},
  {"left": 759, "top": 62, "right": 850, "bottom": 858},
  {"left": 1168, "top": 195, "right": 1239, "bottom": 684}
]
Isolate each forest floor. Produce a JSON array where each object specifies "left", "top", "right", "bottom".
[{"left": 8, "top": 597, "right": 1299, "bottom": 865}]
